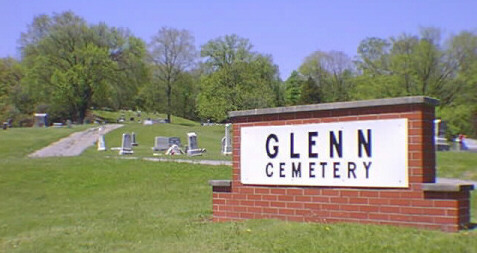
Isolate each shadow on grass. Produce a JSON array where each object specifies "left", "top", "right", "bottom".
[
  {"left": 466, "top": 223, "right": 477, "bottom": 230},
  {"left": 177, "top": 123, "right": 197, "bottom": 127}
]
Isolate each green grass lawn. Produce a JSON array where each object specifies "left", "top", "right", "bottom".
[
  {"left": 437, "top": 151, "right": 477, "bottom": 181},
  {"left": 0, "top": 123, "right": 476, "bottom": 252}
]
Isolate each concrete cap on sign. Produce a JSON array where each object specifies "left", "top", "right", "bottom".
[
  {"left": 422, "top": 178, "right": 475, "bottom": 192},
  {"left": 229, "top": 96, "right": 439, "bottom": 118},
  {"left": 208, "top": 180, "right": 232, "bottom": 187}
]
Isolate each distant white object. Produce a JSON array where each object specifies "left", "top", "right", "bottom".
[
  {"left": 165, "top": 144, "right": 184, "bottom": 155},
  {"left": 97, "top": 134, "right": 106, "bottom": 151},
  {"left": 186, "top": 132, "right": 206, "bottom": 156},
  {"left": 143, "top": 119, "right": 154, "bottom": 125},
  {"left": 221, "top": 123, "right": 232, "bottom": 155},
  {"left": 119, "top": 133, "right": 134, "bottom": 155}
]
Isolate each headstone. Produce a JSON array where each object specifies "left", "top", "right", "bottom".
[
  {"left": 119, "top": 133, "right": 134, "bottom": 155},
  {"left": 152, "top": 136, "right": 182, "bottom": 151},
  {"left": 132, "top": 132, "right": 138, "bottom": 146},
  {"left": 33, "top": 113, "right": 48, "bottom": 127},
  {"left": 97, "top": 134, "right": 106, "bottom": 151},
  {"left": 152, "top": 136, "right": 170, "bottom": 151},
  {"left": 434, "top": 119, "right": 450, "bottom": 151},
  {"left": 222, "top": 123, "right": 233, "bottom": 155},
  {"left": 169, "top": 137, "right": 181, "bottom": 147},
  {"left": 186, "top": 132, "right": 206, "bottom": 156}
]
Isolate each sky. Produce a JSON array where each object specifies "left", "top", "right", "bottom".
[{"left": 1, "top": 0, "right": 476, "bottom": 79}]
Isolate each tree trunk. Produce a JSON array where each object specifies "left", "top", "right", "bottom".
[{"left": 167, "top": 82, "right": 172, "bottom": 123}]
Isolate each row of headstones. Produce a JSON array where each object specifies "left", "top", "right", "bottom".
[
  {"left": 97, "top": 123, "right": 233, "bottom": 156},
  {"left": 152, "top": 133, "right": 205, "bottom": 156}
]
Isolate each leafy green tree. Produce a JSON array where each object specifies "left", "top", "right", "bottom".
[
  {"left": 197, "top": 34, "right": 280, "bottom": 121},
  {"left": 355, "top": 28, "right": 459, "bottom": 102},
  {"left": 438, "top": 31, "right": 477, "bottom": 136},
  {"left": 0, "top": 58, "right": 24, "bottom": 121},
  {"left": 299, "top": 77, "right": 322, "bottom": 104},
  {"left": 148, "top": 27, "right": 197, "bottom": 122},
  {"left": 284, "top": 71, "right": 303, "bottom": 105},
  {"left": 299, "top": 50, "right": 354, "bottom": 103},
  {"left": 20, "top": 12, "right": 148, "bottom": 122},
  {"left": 353, "top": 28, "right": 476, "bottom": 136},
  {"left": 171, "top": 70, "right": 199, "bottom": 120}
]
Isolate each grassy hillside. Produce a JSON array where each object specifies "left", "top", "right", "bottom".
[{"left": 0, "top": 120, "right": 476, "bottom": 252}]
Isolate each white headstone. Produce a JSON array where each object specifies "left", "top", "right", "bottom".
[
  {"left": 222, "top": 123, "right": 232, "bottom": 155},
  {"left": 97, "top": 134, "right": 106, "bottom": 151}
]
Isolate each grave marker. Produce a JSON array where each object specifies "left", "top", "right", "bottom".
[
  {"left": 132, "top": 132, "right": 138, "bottom": 146},
  {"left": 33, "top": 113, "right": 48, "bottom": 127},
  {"left": 153, "top": 137, "right": 170, "bottom": 151},
  {"left": 186, "top": 132, "right": 205, "bottom": 156},
  {"left": 221, "top": 123, "right": 233, "bottom": 155},
  {"left": 119, "top": 133, "right": 133, "bottom": 155},
  {"left": 97, "top": 134, "right": 106, "bottom": 151}
]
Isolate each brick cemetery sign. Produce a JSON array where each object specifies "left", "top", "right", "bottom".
[{"left": 209, "top": 96, "right": 474, "bottom": 232}]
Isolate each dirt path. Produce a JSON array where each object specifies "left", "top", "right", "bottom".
[{"left": 28, "top": 124, "right": 123, "bottom": 158}]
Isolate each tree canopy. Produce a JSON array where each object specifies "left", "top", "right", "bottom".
[
  {"left": 1, "top": 12, "right": 476, "bottom": 137},
  {"left": 197, "top": 34, "right": 281, "bottom": 121}
]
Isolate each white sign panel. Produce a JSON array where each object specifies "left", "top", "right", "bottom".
[{"left": 240, "top": 119, "right": 408, "bottom": 188}]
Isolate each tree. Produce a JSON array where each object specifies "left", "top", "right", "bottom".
[
  {"left": 438, "top": 31, "right": 477, "bottom": 136},
  {"left": 197, "top": 34, "right": 280, "bottom": 121},
  {"left": 299, "top": 77, "right": 322, "bottom": 104},
  {"left": 0, "top": 58, "right": 24, "bottom": 122},
  {"left": 353, "top": 28, "right": 476, "bottom": 136},
  {"left": 284, "top": 71, "right": 303, "bottom": 106},
  {"left": 299, "top": 50, "right": 354, "bottom": 102},
  {"left": 148, "top": 27, "right": 196, "bottom": 122},
  {"left": 171, "top": 70, "right": 199, "bottom": 120},
  {"left": 20, "top": 12, "right": 148, "bottom": 122}
]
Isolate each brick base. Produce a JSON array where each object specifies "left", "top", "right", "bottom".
[{"left": 211, "top": 97, "right": 474, "bottom": 232}]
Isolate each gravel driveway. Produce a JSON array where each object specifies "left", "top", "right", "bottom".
[{"left": 28, "top": 124, "right": 123, "bottom": 158}]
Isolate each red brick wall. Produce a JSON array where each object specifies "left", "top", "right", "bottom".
[{"left": 212, "top": 103, "right": 472, "bottom": 232}]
